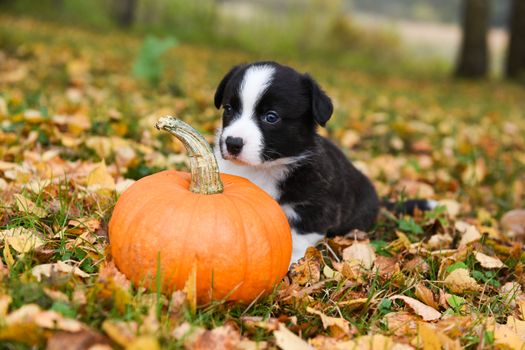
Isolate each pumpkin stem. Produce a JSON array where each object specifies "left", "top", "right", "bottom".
[{"left": 155, "top": 116, "right": 224, "bottom": 194}]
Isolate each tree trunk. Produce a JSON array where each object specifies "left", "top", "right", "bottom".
[
  {"left": 455, "top": 0, "right": 489, "bottom": 79},
  {"left": 112, "top": 0, "right": 137, "bottom": 28},
  {"left": 506, "top": 0, "right": 525, "bottom": 79}
]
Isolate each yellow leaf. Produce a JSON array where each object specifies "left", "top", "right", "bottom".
[
  {"left": 126, "top": 336, "right": 161, "bottom": 350},
  {"left": 416, "top": 322, "right": 441, "bottom": 350},
  {"left": 494, "top": 323, "right": 525, "bottom": 349},
  {"left": 444, "top": 268, "right": 481, "bottom": 294},
  {"left": 306, "top": 307, "right": 350, "bottom": 335},
  {"left": 86, "top": 161, "right": 116, "bottom": 194},
  {"left": 3, "top": 241, "right": 14, "bottom": 269},
  {"left": 13, "top": 194, "right": 47, "bottom": 218},
  {"left": 342, "top": 242, "right": 376, "bottom": 269},
  {"left": 102, "top": 320, "right": 137, "bottom": 347},
  {"left": 273, "top": 323, "right": 314, "bottom": 350},
  {"left": 0, "top": 294, "right": 12, "bottom": 318},
  {"left": 184, "top": 262, "right": 197, "bottom": 315},
  {"left": 1, "top": 227, "right": 45, "bottom": 254}
]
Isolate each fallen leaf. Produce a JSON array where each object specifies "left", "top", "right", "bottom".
[
  {"left": 102, "top": 319, "right": 137, "bottom": 347},
  {"left": 191, "top": 324, "right": 241, "bottom": 350},
  {"left": 500, "top": 282, "right": 522, "bottom": 309},
  {"left": 126, "top": 336, "right": 161, "bottom": 350},
  {"left": 444, "top": 268, "right": 481, "bottom": 294},
  {"left": 13, "top": 193, "right": 48, "bottom": 218},
  {"left": 306, "top": 307, "right": 350, "bottom": 335},
  {"left": 456, "top": 221, "right": 481, "bottom": 248},
  {"left": 415, "top": 322, "right": 441, "bottom": 350},
  {"left": 342, "top": 242, "right": 376, "bottom": 269},
  {"left": 46, "top": 330, "right": 111, "bottom": 350},
  {"left": 436, "top": 199, "right": 461, "bottom": 218},
  {"left": 273, "top": 323, "right": 314, "bottom": 350},
  {"left": 0, "top": 227, "right": 45, "bottom": 253},
  {"left": 474, "top": 252, "right": 505, "bottom": 269},
  {"left": 500, "top": 209, "right": 525, "bottom": 238},
  {"left": 494, "top": 323, "right": 525, "bottom": 349},
  {"left": 32, "top": 261, "right": 90, "bottom": 281},
  {"left": 86, "top": 161, "right": 115, "bottom": 194},
  {"left": 414, "top": 283, "right": 440, "bottom": 310},
  {"left": 391, "top": 295, "right": 441, "bottom": 321}
]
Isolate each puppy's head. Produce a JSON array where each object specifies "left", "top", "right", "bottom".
[{"left": 214, "top": 61, "right": 333, "bottom": 166}]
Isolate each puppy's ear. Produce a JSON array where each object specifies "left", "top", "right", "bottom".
[
  {"left": 214, "top": 64, "right": 242, "bottom": 109},
  {"left": 304, "top": 74, "right": 333, "bottom": 127}
]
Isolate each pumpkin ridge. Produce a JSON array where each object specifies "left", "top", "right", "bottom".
[
  {"left": 221, "top": 193, "right": 249, "bottom": 301},
  {"left": 228, "top": 193, "right": 278, "bottom": 290},
  {"left": 174, "top": 193, "right": 201, "bottom": 293}
]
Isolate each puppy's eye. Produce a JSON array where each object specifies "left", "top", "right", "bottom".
[
  {"left": 224, "top": 104, "right": 233, "bottom": 116},
  {"left": 262, "top": 111, "right": 280, "bottom": 124}
]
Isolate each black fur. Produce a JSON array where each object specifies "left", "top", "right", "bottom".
[{"left": 214, "top": 61, "right": 380, "bottom": 235}]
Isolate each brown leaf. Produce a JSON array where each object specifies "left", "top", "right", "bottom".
[
  {"left": 306, "top": 307, "right": 350, "bottom": 335},
  {"left": 126, "top": 336, "right": 161, "bottom": 350},
  {"left": 414, "top": 283, "right": 440, "bottom": 310},
  {"left": 500, "top": 209, "right": 525, "bottom": 238},
  {"left": 290, "top": 248, "right": 322, "bottom": 285},
  {"left": 391, "top": 295, "right": 441, "bottom": 321},
  {"left": 192, "top": 324, "right": 241, "bottom": 350},
  {"left": 46, "top": 330, "right": 111, "bottom": 350}
]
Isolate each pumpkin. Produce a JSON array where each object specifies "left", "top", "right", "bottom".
[{"left": 109, "top": 116, "right": 292, "bottom": 303}]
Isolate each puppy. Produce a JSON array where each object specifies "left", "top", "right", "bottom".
[{"left": 213, "top": 61, "right": 386, "bottom": 263}]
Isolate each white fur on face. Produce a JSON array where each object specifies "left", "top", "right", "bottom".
[{"left": 220, "top": 65, "right": 275, "bottom": 165}]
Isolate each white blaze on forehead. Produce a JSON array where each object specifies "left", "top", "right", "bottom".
[{"left": 221, "top": 65, "right": 275, "bottom": 165}]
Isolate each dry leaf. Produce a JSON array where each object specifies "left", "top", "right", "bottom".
[
  {"left": 306, "top": 307, "right": 350, "bottom": 335},
  {"left": 456, "top": 221, "right": 481, "bottom": 248},
  {"left": 342, "top": 242, "right": 376, "bottom": 269},
  {"left": 391, "top": 295, "right": 441, "bottom": 321},
  {"left": 0, "top": 227, "right": 45, "bottom": 253},
  {"left": 13, "top": 193, "right": 48, "bottom": 218},
  {"left": 273, "top": 323, "right": 314, "bottom": 350},
  {"left": 184, "top": 262, "right": 197, "bottom": 313},
  {"left": 415, "top": 283, "right": 440, "bottom": 310},
  {"left": 126, "top": 336, "right": 161, "bottom": 350},
  {"left": 32, "top": 261, "right": 90, "bottom": 281},
  {"left": 474, "top": 252, "right": 505, "bottom": 269},
  {"left": 500, "top": 209, "right": 525, "bottom": 238},
  {"left": 102, "top": 319, "right": 137, "bottom": 347},
  {"left": 191, "top": 324, "right": 241, "bottom": 350},
  {"left": 86, "top": 161, "right": 115, "bottom": 194},
  {"left": 494, "top": 323, "right": 525, "bottom": 349},
  {"left": 46, "top": 330, "right": 111, "bottom": 350},
  {"left": 444, "top": 268, "right": 481, "bottom": 294}
]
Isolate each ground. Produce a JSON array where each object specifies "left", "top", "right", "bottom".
[{"left": 0, "top": 15, "right": 525, "bottom": 350}]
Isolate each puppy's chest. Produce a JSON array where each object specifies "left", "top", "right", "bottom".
[{"left": 215, "top": 150, "right": 288, "bottom": 200}]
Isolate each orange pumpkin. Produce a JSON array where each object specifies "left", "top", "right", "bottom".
[{"left": 109, "top": 116, "right": 292, "bottom": 303}]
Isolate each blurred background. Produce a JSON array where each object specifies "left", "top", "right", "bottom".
[{"left": 1, "top": 0, "right": 524, "bottom": 80}]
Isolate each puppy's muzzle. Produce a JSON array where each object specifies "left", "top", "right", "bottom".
[{"left": 225, "top": 136, "right": 244, "bottom": 156}]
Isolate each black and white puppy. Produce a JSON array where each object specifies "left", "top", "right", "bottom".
[{"left": 213, "top": 61, "right": 380, "bottom": 264}]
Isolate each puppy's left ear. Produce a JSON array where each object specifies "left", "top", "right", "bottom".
[
  {"left": 304, "top": 74, "right": 333, "bottom": 127},
  {"left": 214, "top": 64, "right": 242, "bottom": 109}
]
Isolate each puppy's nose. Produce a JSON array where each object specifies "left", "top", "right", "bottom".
[{"left": 225, "top": 136, "right": 244, "bottom": 155}]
